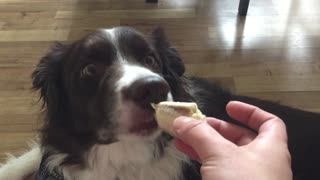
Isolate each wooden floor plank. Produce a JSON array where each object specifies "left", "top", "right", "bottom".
[
  {"left": 234, "top": 75, "right": 320, "bottom": 93},
  {"left": 185, "top": 62, "right": 320, "bottom": 78},
  {"left": 180, "top": 48, "right": 320, "bottom": 64},
  {"left": 0, "top": 133, "right": 37, "bottom": 161},
  {"left": 55, "top": 9, "right": 196, "bottom": 20},
  {"left": 0, "top": 30, "right": 70, "bottom": 42}
]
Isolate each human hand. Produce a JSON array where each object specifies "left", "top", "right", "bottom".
[{"left": 173, "top": 101, "right": 292, "bottom": 180}]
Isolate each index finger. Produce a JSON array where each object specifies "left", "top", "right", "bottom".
[
  {"left": 226, "top": 101, "right": 287, "bottom": 142},
  {"left": 206, "top": 118, "right": 256, "bottom": 146}
]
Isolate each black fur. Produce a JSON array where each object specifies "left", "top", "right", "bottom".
[
  {"left": 32, "top": 35, "right": 120, "bottom": 164},
  {"left": 32, "top": 27, "right": 320, "bottom": 179}
]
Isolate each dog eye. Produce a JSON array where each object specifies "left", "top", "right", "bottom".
[
  {"left": 81, "top": 64, "right": 97, "bottom": 78},
  {"left": 143, "top": 56, "right": 158, "bottom": 69}
]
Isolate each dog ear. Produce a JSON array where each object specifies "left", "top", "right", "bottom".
[
  {"left": 151, "top": 27, "right": 185, "bottom": 77},
  {"left": 32, "top": 42, "right": 68, "bottom": 120},
  {"left": 151, "top": 28, "right": 190, "bottom": 101}
]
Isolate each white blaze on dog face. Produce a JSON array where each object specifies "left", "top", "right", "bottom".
[
  {"left": 116, "top": 64, "right": 162, "bottom": 92},
  {"left": 57, "top": 27, "right": 175, "bottom": 141},
  {"left": 115, "top": 64, "right": 155, "bottom": 132},
  {"left": 115, "top": 63, "right": 172, "bottom": 137},
  {"left": 102, "top": 28, "right": 173, "bottom": 138}
]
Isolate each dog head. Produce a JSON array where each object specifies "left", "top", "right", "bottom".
[{"left": 32, "top": 27, "right": 188, "bottom": 154}]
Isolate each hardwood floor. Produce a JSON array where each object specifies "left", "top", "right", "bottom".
[{"left": 0, "top": 0, "right": 320, "bottom": 162}]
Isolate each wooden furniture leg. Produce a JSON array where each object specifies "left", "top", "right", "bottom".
[
  {"left": 238, "top": 0, "right": 250, "bottom": 16},
  {"left": 146, "top": 0, "right": 158, "bottom": 3}
]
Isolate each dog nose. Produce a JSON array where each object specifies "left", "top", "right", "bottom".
[{"left": 123, "top": 76, "right": 170, "bottom": 107}]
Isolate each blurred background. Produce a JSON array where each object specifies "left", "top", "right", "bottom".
[{"left": 0, "top": 0, "right": 319, "bottom": 160}]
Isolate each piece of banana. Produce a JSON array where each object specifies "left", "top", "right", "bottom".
[{"left": 151, "top": 101, "right": 206, "bottom": 136}]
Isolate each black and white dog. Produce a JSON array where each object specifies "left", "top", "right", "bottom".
[{"left": 0, "top": 27, "right": 320, "bottom": 180}]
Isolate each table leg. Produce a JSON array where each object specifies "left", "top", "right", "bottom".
[
  {"left": 238, "top": 0, "right": 250, "bottom": 16},
  {"left": 146, "top": 0, "right": 158, "bottom": 3}
]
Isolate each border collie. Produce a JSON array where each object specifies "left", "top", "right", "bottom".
[{"left": 0, "top": 27, "right": 320, "bottom": 180}]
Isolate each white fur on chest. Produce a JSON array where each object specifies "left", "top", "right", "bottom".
[{"left": 62, "top": 139, "right": 189, "bottom": 180}]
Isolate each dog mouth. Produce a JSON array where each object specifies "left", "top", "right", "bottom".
[
  {"left": 119, "top": 102, "right": 159, "bottom": 136},
  {"left": 129, "top": 116, "right": 158, "bottom": 136},
  {"left": 129, "top": 104, "right": 159, "bottom": 136}
]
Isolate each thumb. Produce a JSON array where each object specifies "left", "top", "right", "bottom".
[{"left": 173, "top": 117, "right": 228, "bottom": 161}]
